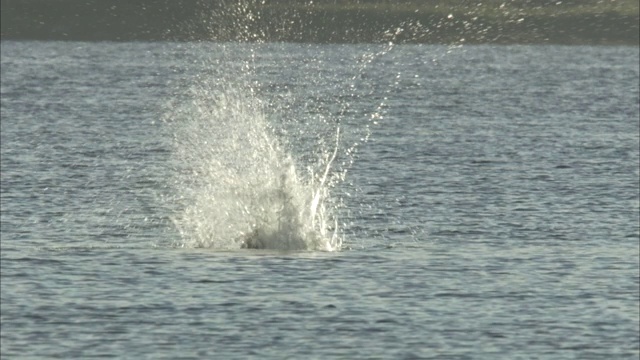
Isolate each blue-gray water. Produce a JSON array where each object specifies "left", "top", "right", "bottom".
[{"left": 1, "top": 42, "right": 639, "bottom": 359}]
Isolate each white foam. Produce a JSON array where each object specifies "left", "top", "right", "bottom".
[{"left": 166, "top": 84, "right": 343, "bottom": 251}]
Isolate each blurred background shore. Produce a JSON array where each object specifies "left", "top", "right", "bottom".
[{"left": 1, "top": 0, "right": 638, "bottom": 44}]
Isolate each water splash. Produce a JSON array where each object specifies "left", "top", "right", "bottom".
[
  {"left": 166, "top": 81, "right": 343, "bottom": 251},
  {"left": 162, "top": 0, "right": 442, "bottom": 251}
]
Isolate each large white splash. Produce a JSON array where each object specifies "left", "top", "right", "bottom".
[{"left": 167, "top": 83, "right": 343, "bottom": 251}]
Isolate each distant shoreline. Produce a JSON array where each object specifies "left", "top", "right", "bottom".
[{"left": 1, "top": 0, "right": 638, "bottom": 45}]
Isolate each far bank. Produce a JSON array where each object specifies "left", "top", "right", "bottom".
[{"left": 1, "top": 0, "right": 638, "bottom": 45}]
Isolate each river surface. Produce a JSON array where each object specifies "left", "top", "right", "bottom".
[{"left": 1, "top": 41, "right": 639, "bottom": 359}]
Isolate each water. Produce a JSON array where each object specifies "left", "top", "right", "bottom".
[{"left": 1, "top": 41, "right": 638, "bottom": 359}]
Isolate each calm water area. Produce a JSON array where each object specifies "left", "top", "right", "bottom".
[{"left": 1, "top": 41, "right": 639, "bottom": 359}]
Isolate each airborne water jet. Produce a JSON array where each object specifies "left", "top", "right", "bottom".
[{"left": 167, "top": 81, "right": 345, "bottom": 251}]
